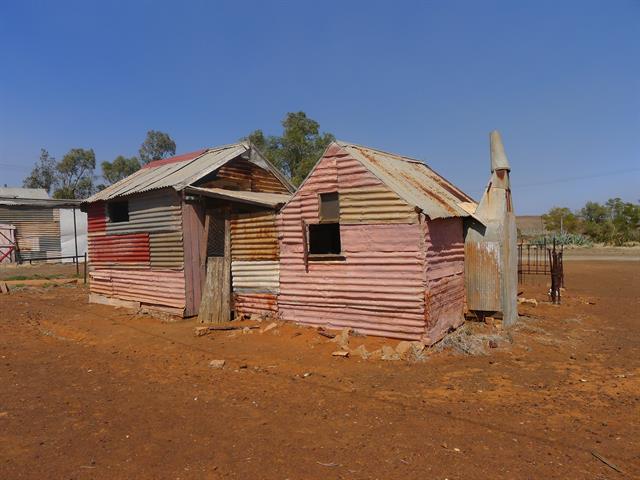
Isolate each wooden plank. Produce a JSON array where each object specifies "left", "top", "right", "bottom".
[
  {"left": 198, "top": 257, "right": 223, "bottom": 323},
  {"left": 222, "top": 207, "right": 232, "bottom": 321},
  {"left": 182, "top": 200, "right": 195, "bottom": 316}
]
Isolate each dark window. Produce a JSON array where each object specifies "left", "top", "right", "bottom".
[
  {"left": 206, "top": 212, "right": 225, "bottom": 257},
  {"left": 319, "top": 192, "right": 339, "bottom": 222},
  {"left": 107, "top": 201, "right": 129, "bottom": 223},
  {"left": 308, "top": 223, "right": 341, "bottom": 255}
]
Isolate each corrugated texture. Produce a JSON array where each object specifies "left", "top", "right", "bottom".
[
  {"left": 85, "top": 142, "right": 293, "bottom": 202},
  {"left": 186, "top": 187, "right": 290, "bottom": 209},
  {"left": 231, "top": 261, "right": 279, "bottom": 292},
  {"left": 336, "top": 141, "right": 476, "bottom": 220},
  {"left": 279, "top": 152, "right": 428, "bottom": 340},
  {"left": 105, "top": 189, "right": 181, "bottom": 235},
  {"left": 89, "top": 268, "right": 186, "bottom": 314},
  {"left": 231, "top": 211, "right": 278, "bottom": 260},
  {"left": 234, "top": 293, "right": 278, "bottom": 317},
  {"left": 149, "top": 231, "right": 184, "bottom": 269},
  {"left": 88, "top": 233, "right": 150, "bottom": 267},
  {"left": 207, "top": 157, "right": 291, "bottom": 193},
  {"left": 0, "top": 187, "right": 49, "bottom": 199},
  {"left": 87, "top": 202, "right": 107, "bottom": 233},
  {"left": 464, "top": 240, "right": 501, "bottom": 312},
  {"left": 423, "top": 217, "right": 465, "bottom": 344},
  {"left": 340, "top": 186, "right": 417, "bottom": 224},
  {"left": 0, "top": 206, "right": 61, "bottom": 260}
]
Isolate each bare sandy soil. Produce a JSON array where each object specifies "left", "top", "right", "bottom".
[{"left": 0, "top": 261, "right": 638, "bottom": 479}]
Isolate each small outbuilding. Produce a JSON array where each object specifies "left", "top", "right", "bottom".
[
  {"left": 83, "top": 143, "right": 293, "bottom": 319},
  {"left": 277, "top": 141, "right": 480, "bottom": 344},
  {"left": 0, "top": 187, "right": 85, "bottom": 263}
]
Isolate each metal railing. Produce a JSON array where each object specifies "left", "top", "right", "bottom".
[{"left": 19, "top": 252, "right": 88, "bottom": 284}]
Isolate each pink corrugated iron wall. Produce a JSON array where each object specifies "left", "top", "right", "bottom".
[
  {"left": 278, "top": 144, "right": 466, "bottom": 342},
  {"left": 422, "top": 217, "right": 465, "bottom": 344},
  {"left": 278, "top": 145, "right": 428, "bottom": 340}
]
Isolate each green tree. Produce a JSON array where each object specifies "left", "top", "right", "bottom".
[
  {"left": 53, "top": 148, "right": 96, "bottom": 199},
  {"left": 23, "top": 149, "right": 57, "bottom": 194},
  {"left": 139, "top": 130, "right": 176, "bottom": 164},
  {"left": 101, "top": 155, "right": 141, "bottom": 185},
  {"left": 246, "top": 112, "right": 334, "bottom": 185},
  {"left": 541, "top": 207, "right": 580, "bottom": 233}
]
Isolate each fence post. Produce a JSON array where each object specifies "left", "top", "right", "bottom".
[{"left": 83, "top": 252, "right": 87, "bottom": 285}]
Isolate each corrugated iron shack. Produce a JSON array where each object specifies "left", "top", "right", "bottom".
[
  {"left": 0, "top": 188, "right": 83, "bottom": 262},
  {"left": 278, "top": 141, "right": 479, "bottom": 344},
  {"left": 82, "top": 143, "right": 293, "bottom": 318}
]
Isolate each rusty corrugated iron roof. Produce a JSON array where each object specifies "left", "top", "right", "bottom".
[
  {"left": 85, "top": 142, "right": 294, "bottom": 203},
  {"left": 185, "top": 187, "right": 290, "bottom": 208},
  {"left": 336, "top": 141, "right": 477, "bottom": 220}
]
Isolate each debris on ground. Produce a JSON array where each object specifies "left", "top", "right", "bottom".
[
  {"left": 434, "top": 323, "right": 506, "bottom": 355},
  {"left": 208, "top": 360, "right": 225, "bottom": 369},
  {"left": 316, "top": 327, "right": 335, "bottom": 339},
  {"left": 331, "top": 328, "right": 351, "bottom": 349},
  {"left": 331, "top": 351, "right": 349, "bottom": 357},
  {"left": 0, "top": 282, "right": 9, "bottom": 294},
  {"left": 381, "top": 345, "right": 400, "bottom": 361},
  {"left": 194, "top": 324, "right": 259, "bottom": 336},
  {"left": 261, "top": 322, "right": 279, "bottom": 334},
  {"left": 518, "top": 297, "right": 538, "bottom": 306}
]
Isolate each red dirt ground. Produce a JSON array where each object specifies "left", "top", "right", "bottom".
[{"left": 0, "top": 261, "right": 638, "bottom": 479}]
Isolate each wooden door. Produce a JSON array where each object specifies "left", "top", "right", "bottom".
[{"left": 197, "top": 207, "right": 231, "bottom": 323}]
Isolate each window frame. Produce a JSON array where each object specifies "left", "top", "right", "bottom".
[
  {"left": 107, "top": 200, "right": 130, "bottom": 223},
  {"left": 318, "top": 191, "right": 340, "bottom": 223}
]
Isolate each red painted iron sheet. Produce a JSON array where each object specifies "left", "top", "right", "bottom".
[
  {"left": 87, "top": 202, "right": 106, "bottom": 232},
  {"left": 89, "top": 233, "right": 150, "bottom": 263},
  {"left": 142, "top": 149, "right": 208, "bottom": 169}
]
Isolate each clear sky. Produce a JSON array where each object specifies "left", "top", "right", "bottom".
[{"left": 0, "top": 0, "right": 638, "bottom": 214}]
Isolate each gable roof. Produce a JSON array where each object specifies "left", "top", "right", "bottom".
[
  {"left": 85, "top": 142, "right": 294, "bottom": 203},
  {"left": 336, "top": 141, "right": 477, "bottom": 220}
]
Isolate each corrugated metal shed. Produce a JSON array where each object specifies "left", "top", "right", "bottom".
[
  {"left": 278, "top": 141, "right": 471, "bottom": 343},
  {"left": 0, "top": 206, "right": 61, "bottom": 260},
  {"left": 86, "top": 142, "right": 294, "bottom": 202}
]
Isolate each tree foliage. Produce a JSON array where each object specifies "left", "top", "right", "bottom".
[
  {"left": 542, "top": 199, "right": 640, "bottom": 245},
  {"left": 138, "top": 130, "right": 176, "bottom": 164},
  {"left": 246, "top": 112, "right": 334, "bottom": 186},
  {"left": 53, "top": 148, "right": 96, "bottom": 199},
  {"left": 23, "top": 149, "right": 58, "bottom": 194},
  {"left": 101, "top": 156, "right": 141, "bottom": 185}
]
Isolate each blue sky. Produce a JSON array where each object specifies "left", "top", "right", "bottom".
[{"left": 0, "top": 0, "right": 638, "bottom": 214}]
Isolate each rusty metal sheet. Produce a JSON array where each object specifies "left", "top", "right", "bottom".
[
  {"left": 85, "top": 142, "right": 294, "bottom": 203},
  {"left": 464, "top": 240, "right": 501, "bottom": 311},
  {"left": 339, "top": 186, "right": 417, "bottom": 224},
  {"left": 230, "top": 211, "right": 278, "bottom": 261},
  {"left": 186, "top": 187, "right": 290, "bottom": 209},
  {"left": 336, "top": 141, "right": 475, "bottom": 220},
  {"left": 234, "top": 293, "right": 277, "bottom": 317},
  {"left": 149, "top": 231, "right": 184, "bottom": 269}
]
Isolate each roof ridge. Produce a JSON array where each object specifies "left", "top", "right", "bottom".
[{"left": 336, "top": 140, "right": 425, "bottom": 164}]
